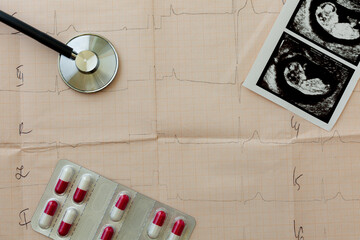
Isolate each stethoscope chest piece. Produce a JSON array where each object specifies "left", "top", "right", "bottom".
[{"left": 59, "top": 34, "right": 118, "bottom": 93}]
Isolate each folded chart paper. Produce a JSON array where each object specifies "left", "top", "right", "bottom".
[{"left": 1, "top": 0, "right": 360, "bottom": 240}]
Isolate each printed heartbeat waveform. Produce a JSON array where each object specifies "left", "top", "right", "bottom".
[
  {"left": 155, "top": 0, "right": 283, "bottom": 29},
  {"left": 171, "top": 181, "right": 360, "bottom": 205},
  {"left": 154, "top": 0, "right": 283, "bottom": 64},
  {"left": 156, "top": 67, "right": 237, "bottom": 85},
  {"left": 2, "top": 155, "right": 360, "bottom": 207},
  {"left": 2, "top": 118, "right": 360, "bottom": 155},
  {"left": 0, "top": 0, "right": 284, "bottom": 96},
  {"left": 243, "top": 130, "right": 360, "bottom": 150},
  {"left": 0, "top": 70, "right": 151, "bottom": 95},
  {"left": 0, "top": 76, "right": 71, "bottom": 94},
  {"left": 46, "top": 11, "right": 151, "bottom": 36},
  {"left": 0, "top": 0, "right": 284, "bottom": 44},
  {"left": 161, "top": 118, "right": 360, "bottom": 151},
  {"left": 2, "top": 127, "right": 357, "bottom": 158},
  {"left": 0, "top": 0, "right": 284, "bottom": 36},
  {"left": 155, "top": 66, "right": 243, "bottom": 103}
]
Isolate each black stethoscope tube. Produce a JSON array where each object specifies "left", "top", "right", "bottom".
[{"left": 0, "top": 10, "right": 76, "bottom": 59}]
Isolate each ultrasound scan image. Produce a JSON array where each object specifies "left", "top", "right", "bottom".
[
  {"left": 288, "top": 0, "right": 360, "bottom": 64},
  {"left": 257, "top": 33, "right": 354, "bottom": 122}
]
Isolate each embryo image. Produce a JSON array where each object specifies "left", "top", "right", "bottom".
[
  {"left": 257, "top": 33, "right": 354, "bottom": 122},
  {"left": 288, "top": 0, "right": 360, "bottom": 64},
  {"left": 313, "top": 1, "right": 360, "bottom": 41},
  {"left": 283, "top": 60, "right": 332, "bottom": 96}
]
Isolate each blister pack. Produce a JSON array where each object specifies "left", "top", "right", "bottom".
[{"left": 31, "top": 160, "right": 196, "bottom": 240}]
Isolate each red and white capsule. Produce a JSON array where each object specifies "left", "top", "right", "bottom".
[
  {"left": 147, "top": 210, "right": 167, "bottom": 238},
  {"left": 38, "top": 200, "right": 58, "bottom": 229},
  {"left": 167, "top": 219, "right": 185, "bottom": 240},
  {"left": 100, "top": 226, "right": 114, "bottom": 240},
  {"left": 55, "top": 166, "right": 74, "bottom": 195},
  {"left": 58, "top": 208, "right": 78, "bottom": 237},
  {"left": 110, "top": 193, "right": 130, "bottom": 221},
  {"left": 73, "top": 174, "right": 92, "bottom": 203}
]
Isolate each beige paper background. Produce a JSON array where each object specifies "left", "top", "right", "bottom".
[{"left": 1, "top": 0, "right": 360, "bottom": 239}]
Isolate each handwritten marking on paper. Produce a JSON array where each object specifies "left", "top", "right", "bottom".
[
  {"left": 19, "top": 208, "right": 31, "bottom": 229},
  {"left": 15, "top": 165, "right": 30, "bottom": 180},
  {"left": 291, "top": 116, "right": 300, "bottom": 138},
  {"left": 293, "top": 167, "right": 303, "bottom": 191},
  {"left": 11, "top": 13, "right": 21, "bottom": 35},
  {"left": 294, "top": 220, "right": 304, "bottom": 240},
  {"left": 19, "top": 122, "right": 32, "bottom": 136},
  {"left": 16, "top": 65, "right": 24, "bottom": 87}
]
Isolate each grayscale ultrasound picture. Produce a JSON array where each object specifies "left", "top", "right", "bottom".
[
  {"left": 257, "top": 33, "right": 354, "bottom": 122},
  {"left": 288, "top": 0, "right": 360, "bottom": 64}
]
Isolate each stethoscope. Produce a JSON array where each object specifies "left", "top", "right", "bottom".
[{"left": 0, "top": 10, "right": 118, "bottom": 93}]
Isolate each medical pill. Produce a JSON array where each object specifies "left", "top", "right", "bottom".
[
  {"left": 110, "top": 193, "right": 130, "bottom": 221},
  {"left": 55, "top": 166, "right": 73, "bottom": 194},
  {"left": 58, "top": 208, "right": 77, "bottom": 236},
  {"left": 147, "top": 210, "right": 167, "bottom": 238},
  {"left": 167, "top": 219, "right": 185, "bottom": 240},
  {"left": 101, "top": 226, "right": 114, "bottom": 240},
  {"left": 73, "top": 174, "right": 92, "bottom": 203},
  {"left": 38, "top": 200, "right": 58, "bottom": 229}
]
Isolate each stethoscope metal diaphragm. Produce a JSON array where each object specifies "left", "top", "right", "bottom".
[
  {"left": 59, "top": 34, "right": 118, "bottom": 93},
  {"left": 0, "top": 10, "right": 119, "bottom": 93}
]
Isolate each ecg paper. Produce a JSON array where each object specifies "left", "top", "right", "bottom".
[{"left": 1, "top": 0, "right": 360, "bottom": 239}]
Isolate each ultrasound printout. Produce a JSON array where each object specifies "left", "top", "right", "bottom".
[{"left": 244, "top": 0, "right": 360, "bottom": 130}]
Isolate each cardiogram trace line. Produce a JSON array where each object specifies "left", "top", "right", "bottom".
[
  {"left": 161, "top": 128, "right": 360, "bottom": 152},
  {"left": 153, "top": 0, "right": 283, "bottom": 64},
  {"left": 153, "top": 0, "right": 283, "bottom": 101},
  {"left": 2, "top": 116, "right": 359, "bottom": 154},
  {"left": 3, "top": 127, "right": 358, "bottom": 159},
  {"left": 0, "top": 75, "right": 71, "bottom": 94},
  {"left": 2, "top": 160, "right": 359, "bottom": 207},
  {"left": 0, "top": 0, "right": 284, "bottom": 50},
  {"left": 0, "top": 11, "right": 151, "bottom": 36},
  {"left": 0, "top": 0, "right": 285, "bottom": 81},
  {"left": 118, "top": 175, "right": 360, "bottom": 226},
  {"left": 0, "top": 0, "right": 284, "bottom": 37},
  {"left": 0, "top": 0, "right": 284, "bottom": 95},
  {"left": 154, "top": 0, "right": 283, "bottom": 29},
  {"left": 165, "top": 178, "right": 360, "bottom": 205},
  {"left": 0, "top": 0, "right": 280, "bottom": 101},
  {"left": 154, "top": 65, "right": 244, "bottom": 105},
  {"left": 47, "top": 11, "right": 151, "bottom": 36},
  {"left": 0, "top": 131, "right": 158, "bottom": 154},
  {"left": 0, "top": 69, "right": 151, "bottom": 95},
  {"left": 155, "top": 66, "right": 238, "bottom": 85}
]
